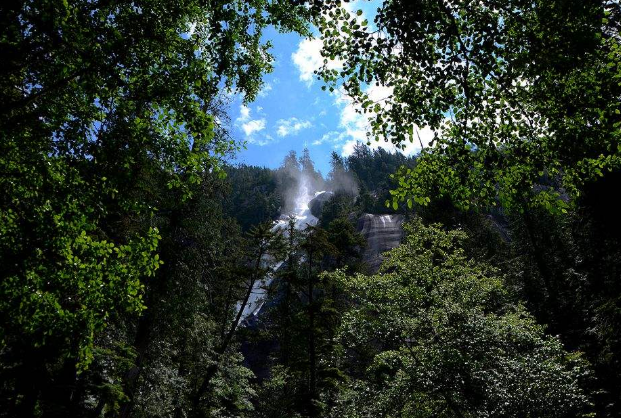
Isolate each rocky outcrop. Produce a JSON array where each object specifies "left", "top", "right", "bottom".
[
  {"left": 357, "top": 213, "right": 405, "bottom": 273},
  {"left": 309, "top": 191, "right": 333, "bottom": 218}
]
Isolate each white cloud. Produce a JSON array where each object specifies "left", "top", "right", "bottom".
[
  {"left": 235, "top": 104, "right": 268, "bottom": 143},
  {"left": 238, "top": 105, "right": 251, "bottom": 122},
  {"left": 293, "top": 1, "right": 433, "bottom": 155},
  {"left": 340, "top": 127, "right": 434, "bottom": 157},
  {"left": 242, "top": 119, "right": 266, "bottom": 137},
  {"left": 253, "top": 134, "right": 274, "bottom": 147},
  {"left": 292, "top": 38, "right": 324, "bottom": 86},
  {"left": 327, "top": 83, "right": 435, "bottom": 157},
  {"left": 292, "top": 38, "right": 344, "bottom": 87},
  {"left": 290, "top": 0, "right": 372, "bottom": 88},
  {"left": 257, "top": 82, "right": 272, "bottom": 98},
  {"left": 276, "top": 117, "right": 313, "bottom": 137},
  {"left": 341, "top": 139, "right": 360, "bottom": 157},
  {"left": 312, "top": 130, "right": 346, "bottom": 146}
]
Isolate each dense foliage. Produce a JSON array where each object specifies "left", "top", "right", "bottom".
[
  {"left": 0, "top": 0, "right": 310, "bottom": 415},
  {"left": 318, "top": 0, "right": 621, "bottom": 213},
  {"left": 347, "top": 144, "right": 416, "bottom": 213},
  {"left": 224, "top": 165, "right": 282, "bottom": 231},
  {"left": 2, "top": 0, "right": 620, "bottom": 417},
  {"left": 328, "top": 220, "right": 591, "bottom": 418},
  {"left": 316, "top": 1, "right": 621, "bottom": 415}
]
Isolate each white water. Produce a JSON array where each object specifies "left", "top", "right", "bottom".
[{"left": 238, "top": 175, "right": 325, "bottom": 322}]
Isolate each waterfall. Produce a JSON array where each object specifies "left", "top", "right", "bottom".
[{"left": 238, "top": 174, "right": 324, "bottom": 322}]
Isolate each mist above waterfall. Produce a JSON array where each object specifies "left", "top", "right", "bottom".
[
  {"left": 276, "top": 149, "right": 359, "bottom": 221},
  {"left": 327, "top": 166, "right": 358, "bottom": 197},
  {"left": 276, "top": 149, "right": 325, "bottom": 216}
]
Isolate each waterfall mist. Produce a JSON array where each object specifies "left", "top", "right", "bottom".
[{"left": 275, "top": 149, "right": 325, "bottom": 219}]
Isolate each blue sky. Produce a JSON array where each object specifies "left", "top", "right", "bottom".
[{"left": 225, "top": 1, "right": 432, "bottom": 175}]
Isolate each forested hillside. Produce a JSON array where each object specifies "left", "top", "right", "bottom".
[{"left": 1, "top": 1, "right": 620, "bottom": 417}]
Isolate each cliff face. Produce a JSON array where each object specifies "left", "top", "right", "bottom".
[
  {"left": 357, "top": 213, "right": 405, "bottom": 273},
  {"left": 308, "top": 191, "right": 333, "bottom": 218},
  {"left": 242, "top": 212, "right": 406, "bottom": 325},
  {"left": 241, "top": 212, "right": 405, "bottom": 376}
]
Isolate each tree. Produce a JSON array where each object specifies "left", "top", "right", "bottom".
[
  {"left": 328, "top": 152, "right": 347, "bottom": 181},
  {"left": 116, "top": 172, "right": 254, "bottom": 418},
  {"left": 300, "top": 225, "right": 336, "bottom": 417},
  {"left": 343, "top": 142, "right": 416, "bottom": 213},
  {"left": 317, "top": 3, "right": 621, "bottom": 414},
  {"left": 317, "top": 193, "right": 352, "bottom": 227},
  {"left": 327, "top": 151, "right": 358, "bottom": 196},
  {"left": 300, "top": 148, "right": 316, "bottom": 176},
  {"left": 224, "top": 164, "right": 282, "bottom": 231},
  {"left": 253, "top": 217, "right": 308, "bottom": 418},
  {"left": 317, "top": 0, "right": 621, "bottom": 214},
  {"left": 254, "top": 220, "right": 352, "bottom": 418},
  {"left": 283, "top": 150, "right": 302, "bottom": 172},
  {"left": 190, "top": 221, "right": 286, "bottom": 414},
  {"left": 325, "top": 218, "right": 365, "bottom": 271},
  {"left": 0, "top": 0, "right": 311, "bottom": 415},
  {"left": 327, "top": 219, "right": 592, "bottom": 418},
  {"left": 300, "top": 147, "right": 325, "bottom": 192}
]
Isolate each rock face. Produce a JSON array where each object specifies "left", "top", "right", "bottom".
[
  {"left": 357, "top": 213, "right": 405, "bottom": 273},
  {"left": 308, "top": 191, "right": 333, "bottom": 218}
]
